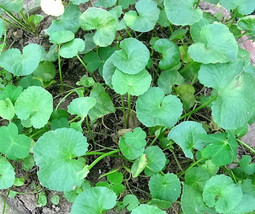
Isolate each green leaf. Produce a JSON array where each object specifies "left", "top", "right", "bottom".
[
  {"left": 239, "top": 155, "right": 255, "bottom": 175},
  {"left": 76, "top": 75, "right": 95, "bottom": 88},
  {"left": 0, "top": 123, "right": 30, "bottom": 160},
  {"left": 95, "top": 0, "right": 116, "bottom": 8},
  {"left": 149, "top": 173, "right": 181, "bottom": 202},
  {"left": 107, "top": 172, "right": 123, "bottom": 185},
  {"left": 124, "top": 0, "right": 160, "bottom": 32},
  {"left": 15, "top": 86, "right": 53, "bottom": 129},
  {"left": 220, "top": 0, "right": 255, "bottom": 15},
  {"left": 131, "top": 154, "right": 147, "bottom": 178},
  {"left": 176, "top": 84, "right": 196, "bottom": 110},
  {"left": 0, "top": 98, "right": 15, "bottom": 120},
  {"left": 131, "top": 204, "right": 166, "bottom": 214},
  {"left": 60, "top": 38, "right": 85, "bottom": 58},
  {"left": 0, "top": 44, "right": 42, "bottom": 76},
  {"left": 157, "top": 70, "right": 185, "bottom": 94},
  {"left": 198, "top": 60, "right": 255, "bottom": 129},
  {"left": 164, "top": 0, "right": 203, "bottom": 26},
  {"left": 70, "top": 0, "right": 89, "bottom": 5},
  {"left": 80, "top": 7, "right": 116, "bottom": 47},
  {"left": 71, "top": 187, "right": 117, "bottom": 213},
  {"left": 49, "top": 30, "right": 74, "bottom": 44},
  {"left": 68, "top": 97, "right": 96, "bottom": 119},
  {"left": 0, "top": 85, "right": 22, "bottom": 103},
  {"left": 22, "top": 154, "right": 34, "bottom": 171},
  {"left": 181, "top": 184, "right": 216, "bottom": 214},
  {"left": 50, "top": 195, "right": 60, "bottom": 205},
  {"left": 188, "top": 23, "right": 238, "bottom": 64},
  {"left": 237, "top": 15, "right": 255, "bottom": 35},
  {"left": 201, "top": 160, "right": 219, "bottom": 176},
  {"left": 123, "top": 194, "right": 139, "bottom": 211},
  {"left": 46, "top": 4, "right": 82, "bottom": 35},
  {"left": 88, "top": 84, "right": 115, "bottom": 121},
  {"left": 201, "top": 133, "right": 237, "bottom": 166},
  {"left": 51, "top": 118, "right": 69, "bottom": 130},
  {"left": 136, "top": 87, "right": 183, "bottom": 127},
  {"left": 119, "top": 127, "right": 147, "bottom": 160},
  {"left": 112, "top": 69, "right": 151, "bottom": 96},
  {"left": 0, "top": 19, "right": 5, "bottom": 39},
  {"left": 144, "top": 146, "right": 166, "bottom": 176},
  {"left": 190, "top": 17, "right": 210, "bottom": 43},
  {"left": 185, "top": 167, "right": 209, "bottom": 191},
  {"left": 153, "top": 39, "right": 180, "bottom": 70},
  {"left": 203, "top": 175, "right": 242, "bottom": 213},
  {"left": 118, "top": 0, "right": 136, "bottom": 9},
  {"left": 0, "top": 156, "right": 15, "bottom": 189},
  {"left": 228, "top": 194, "right": 255, "bottom": 214},
  {"left": 158, "top": 9, "right": 170, "bottom": 27},
  {"left": 148, "top": 199, "right": 172, "bottom": 210},
  {"left": 102, "top": 55, "right": 116, "bottom": 87},
  {"left": 0, "top": 0, "right": 24, "bottom": 12},
  {"left": 111, "top": 38, "right": 150, "bottom": 74},
  {"left": 19, "top": 75, "right": 42, "bottom": 89},
  {"left": 33, "top": 128, "right": 88, "bottom": 191},
  {"left": 168, "top": 121, "right": 207, "bottom": 158},
  {"left": 84, "top": 52, "right": 102, "bottom": 73},
  {"left": 32, "top": 61, "right": 56, "bottom": 82},
  {"left": 170, "top": 29, "right": 188, "bottom": 40}
]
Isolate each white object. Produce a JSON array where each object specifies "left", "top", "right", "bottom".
[{"left": 40, "top": 0, "right": 65, "bottom": 17}]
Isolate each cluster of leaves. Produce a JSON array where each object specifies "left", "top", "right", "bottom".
[{"left": 0, "top": 0, "right": 255, "bottom": 213}]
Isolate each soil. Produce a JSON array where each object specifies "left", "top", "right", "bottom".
[{"left": 0, "top": 1, "right": 255, "bottom": 214}]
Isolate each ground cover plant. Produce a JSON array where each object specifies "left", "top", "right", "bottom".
[{"left": 0, "top": 0, "right": 255, "bottom": 213}]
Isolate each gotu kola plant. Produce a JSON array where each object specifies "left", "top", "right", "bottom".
[{"left": 0, "top": 0, "right": 255, "bottom": 213}]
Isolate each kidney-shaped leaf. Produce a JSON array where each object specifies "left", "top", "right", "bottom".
[
  {"left": 49, "top": 30, "right": 74, "bottom": 44},
  {"left": 15, "top": 86, "right": 53, "bottom": 129},
  {"left": 0, "top": 98, "right": 15, "bottom": 120},
  {"left": 119, "top": 127, "right": 147, "bottom": 160},
  {"left": 154, "top": 39, "right": 180, "bottom": 70},
  {"left": 203, "top": 175, "right": 242, "bottom": 213},
  {"left": 149, "top": 173, "right": 181, "bottom": 203},
  {"left": 0, "top": 44, "right": 42, "bottom": 76},
  {"left": 168, "top": 121, "right": 207, "bottom": 159},
  {"left": 0, "top": 123, "right": 31, "bottom": 160},
  {"left": 164, "top": 0, "right": 203, "bottom": 26},
  {"left": 111, "top": 38, "right": 150, "bottom": 74},
  {"left": 198, "top": 60, "right": 255, "bottom": 130},
  {"left": 68, "top": 97, "right": 96, "bottom": 119},
  {"left": 0, "top": 157, "right": 15, "bottom": 189},
  {"left": 80, "top": 7, "right": 116, "bottom": 47},
  {"left": 33, "top": 128, "right": 88, "bottom": 191},
  {"left": 131, "top": 204, "right": 166, "bottom": 214},
  {"left": 71, "top": 187, "right": 117, "bottom": 214},
  {"left": 136, "top": 87, "right": 183, "bottom": 127},
  {"left": 124, "top": 0, "right": 160, "bottom": 32},
  {"left": 112, "top": 69, "right": 151, "bottom": 96},
  {"left": 237, "top": 15, "right": 255, "bottom": 35},
  {"left": 60, "top": 38, "right": 85, "bottom": 58},
  {"left": 188, "top": 23, "right": 238, "bottom": 64}
]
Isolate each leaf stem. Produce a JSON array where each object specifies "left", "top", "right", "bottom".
[
  {"left": 55, "top": 90, "right": 77, "bottom": 110},
  {"left": 178, "top": 158, "right": 204, "bottom": 176},
  {"left": 85, "top": 116, "right": 96, "bottom": 148},
  {"left": 88, "top": 149, "right": 120, "bottom": 170},
  {"left": 237, "top": 139, "right": 255, "bottom": 154},
  {"left": 124, "top": 28, "right": 132, "bottom": 37},
  {"left": 121, "top": 95, "right": 127, "bottom": 128},
  {"left": 2, "top": 190, "right": 10, "bottom": 214},
  {"left": 127, "top": 93, "right": 131, "bottom": 128},
  {"left": 58, "top": 44, "right": 64, "bottom": 93}
]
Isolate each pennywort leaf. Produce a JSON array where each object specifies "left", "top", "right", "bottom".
[
  {"left": 60, "top": 38, "right": 85, "bottom": 58},
  {"left": 0, "top": 157, "right": 15, "bottom": 189},
  {"left": 131, "top": 204, "right": 166, "bottom": 214}
]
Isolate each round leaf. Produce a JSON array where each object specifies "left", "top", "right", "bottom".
[
  {"left": 123, "top": 194, "right": 139, "bottom": 211},
  {"left": 60, "top": 38, "right": 85, "bottom": 58},
  {"left": 32, "top": 61, "right": 56, "bottom": 82},
  {"left": 149, "top": 173, "right": 181, "bottom": 202},
  {"left": 112, "top": 69, "right": 151, "bottom": 96},
  {"left": 0, "top": 98, "right": 15, "bottom": 120},
  {"left": 0, "top": 157, "right": 15, "bottom": 189},
  {"left": 185, "top": 167, "right": 209, "bottom": 191},
  {"left": 136, "top": 87, "right": 183, "bottom": 127},
  {"left": 49, "top": 30, "right": 75, "bottom": 44},
  {"left": 80, "top": 7, "right": 116, "bottom": 47},
  {"left": 131, "top": 204, "right": 166, "bottom": 214},
  {"left": 68, "top": 97, "right": 96, "bottom": 119},
  {"left": 119, "top": 127, "right": 147, "bottom": 160},
  {"left": 0, "top": 44, "right": 42, "bottom": 76},
  {"left": 0, "top": 123, "right": 31, "bottom": 160},
  {"left": 111, "top": 38, "right": 150, "bottom": 74},
  {"left": 203, "top": 175, "right": 243, "bottom": 213},
  {"left": 124, "top": 0, "right": 160, "bottom": 32},
  {"left": 198, "top": 60, "right": 255, "bottom": 130},
  {"left": 71, "top": 187, "right": 117, "bottom": 214},
  {"left": 15, "top": 86, "right": 53, "bottom": 129},
  {"left": 33, "top": 128, "right": 88, "bottom": 191},
  {"left": 102, "top": 55, "right": 116, "bottom": 87},
  {"left": 164, "top": 0, "right": 203, "bottom": 26},
  {"left": 144, "top": 146, "right": 166, "bottom": 176},
  {"left": 153, "top": 39, "right": 180, "bottom": 70},
  {"left": 168, "top": 121, "right": 207, "bottom": 159},
  {"left": 188, "top": 23, "right": 238, "bottom": 64}
]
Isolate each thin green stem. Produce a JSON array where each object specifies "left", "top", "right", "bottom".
[
  {"left": 195, "top": 0, "right": 200, "bottom": 8},
  {"left": 179, "top": 95, "right": 217, "bottom": 120},
  {"left": 55, "top": 90, "right": 76, "bottom": 110},
  {"left": 77, "top": 54, "right": 89, "bottom": 71},
  {"left": 127, "top": 93, "right": 131, "bottom": 128},
  {"left": 121, "top": 95, "right": 127, "bottom": 128},
  {"left": 88, "top": 149, "right": 120, "bottom": 170},
  {"left": 58, "top": 44, "right": 64, "bottom": 93},
  {"left": 86, "top": 116, "right": 96, "bottom": 148},
  {"left": 149, "top": 127, "right": 166, "bottom": 146},
  {"left": 178, "top": 158, "right": 204, "bottom": 176},
  {"left": 124, "top": 28, "right": 132, "bottom": 37},
  {"left": 2, "top": 190, "right": 10, "bottom": 214},
  {"left": 237, "top": 139, "right": 255, "bottom": 154}
]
